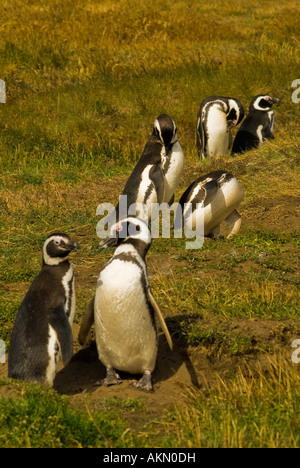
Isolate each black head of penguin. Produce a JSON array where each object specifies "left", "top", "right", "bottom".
[
  {"left": 226, "top": 99, "right": 244, "bottom": 126},
  {"left": 101, "top": 217, "right": 152, "bottom": 258},
  {"left": 249, "top": 95, "right": 281, "bottom": 112},
  {"left": 43, "top": 232, "right": 80, "bottom": 266},
  {"left": 153, "top": 114, "right": 177, "bottom": 146},
  {"left": 227, "top": 106, "right": 243, "bottom": 126}
]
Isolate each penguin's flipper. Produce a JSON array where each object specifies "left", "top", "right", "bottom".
[
  {"left": 196, "top": 116, "right": 205, "bottom": 159},
  {"left": 147, "top": 289, "right": 173, "bottom": 350},
  {"left": 49, "top": 306, "right": 73, "bottom": 366},
  {"left": 78, "top": 296, "right": 95, "bottom": 345},
  {"left": 201, "top": 179, "right": 218, "bottom": 207},
  {"left": 262, "top": 125, "right": 275, "bottom": 140},
  {"left": 149, "top": 165, "right": 165, "bottom": 204}
]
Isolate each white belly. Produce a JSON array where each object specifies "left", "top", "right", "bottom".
[
  {"left": 45, "top": 325, "right": 60, "bottom": 386},
  {"left": 206, "top": 108, "right": 229, "bottom": 157},
  {"left": 44, "top": 268, "right": 75, "bottom": 386},
  {"left": 163, "top": 141, "right": 185, "bottom": 203},
  {"left": 186, "top": 177, "right": 244, "bottom": 235},
  {"left": 207, "top": 131, "right": 230, "bottom": 157},
  {"left": 62, "top": 266, "right": 76, "bottom": 325},
  {"left": 257, "top": 124, "right": 264, "bottom": 143},
  {"left": 94, "top": 260, "right": 157, "bottom": 374}
]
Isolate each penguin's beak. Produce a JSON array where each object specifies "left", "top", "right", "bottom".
[
  {"left": 98, "top": 222, "right": 124, "bottom": 250},
  {"left": 98, "top": 235, "right": 117, "bottom": 250},
  {"left": 68, "top": 241, "right": 81, "bottom": 251},
  {"left": 270, "top": 97, "right": 281, "bottom": 104},
  {"left": 227, "top": 119, "right": 236, "bottom": 128}
]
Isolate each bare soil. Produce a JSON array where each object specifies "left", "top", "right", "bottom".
[{"left": 242, "top": 195, "right": 300, "bottom": 233}]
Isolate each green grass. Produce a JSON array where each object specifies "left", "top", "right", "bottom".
[
  {"left": 0, "top": 0, "right": 300, "bottom": 449},
  {"left": 0, "top": 380, "right": 130, "bottom": 448}
]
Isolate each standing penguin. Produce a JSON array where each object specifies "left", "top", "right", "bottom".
[
  {"left": 99, "top": 114, "right": 184, "bottom": 247},
  {"left": 8, "top": 233, "right": 80, "bottom": 386},
  {"left": 79, "top": 217, "right": 172, "bottom": 392},
  {"left": 196, "top": 96, "right": 244, "bottom": 159},
  {"left": 177, "top": 171, "right": 244, "bottom": 239},
  {"left": 231, "top": 94, "right": 281, "bottom": 154}
]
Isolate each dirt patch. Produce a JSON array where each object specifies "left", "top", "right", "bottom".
[
  {"left": 241, "top": 196, "right": 300, "bottom": 233},
  {"left": 55, "top": 317, "right": 299, "bottom": 413},
  {"left": 52, "top": 323, "right": 200, "bottom": 413}
]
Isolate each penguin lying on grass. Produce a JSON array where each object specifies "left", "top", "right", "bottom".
[
  {"left": 178, "top": 171, "right": 244, "bottom": 239},
  {"left": 79, "top": 217, "right": 173, "bottom": 392},
  {"left": 99, "top": 114, "right": 184, "bottom": 247},
  {"left": 231, "top": 94, "right": 281, "bottom": 154},
  {"left": 8, "top": 233, "right": 80, "bottom": 386},
  {"left": 196, "top": 96, "right": 244, "bottom": 159}
]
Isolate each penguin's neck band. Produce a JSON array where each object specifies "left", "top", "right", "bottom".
[
  {"left": 43, "top": 252, "right": 69, "bottom": 266},
  {"left": 116, "top": 239, "right": 150, "bottom": 260}
]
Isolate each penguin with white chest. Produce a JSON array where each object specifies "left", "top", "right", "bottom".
[
  {"left": 178, "top": 171, "right": 244, "bottom": 239},
  {"left": 231, "top": 94, "right": 281, "bottom": 154},
  {"left": 99, "top": 114, "right": 184, "bottom": 247},
  {"left": 79, "top": 217, "right": 173, "bottom": 392},
  {"left": 196, "top": 96, "right": 244, "bottom": 159},
  {"left": 8, "top": 233, "right": 80, "bottom": 386}
]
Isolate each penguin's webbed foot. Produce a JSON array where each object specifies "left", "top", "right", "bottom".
[
  {"left": 131, "top": 370, "right": 153, "bottom": 392},
  {"left": 94, "top": 367, "right": 122, "bottom": 387}
]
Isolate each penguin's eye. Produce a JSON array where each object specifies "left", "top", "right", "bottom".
[
  {"left": 136, "top": 225, "right": 141, "bottom": 232},
  {"left": 54, "top": 240, "right": 60, "bottom": 245}
]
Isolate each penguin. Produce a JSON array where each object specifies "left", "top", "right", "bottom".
[
  {"left": 177, "top": 171, "right": 244, "bottom": 239},
  {"left": 231, "top": 94, "right": 281, "bottom": 154},
  {"left": 196, "top": 96, "right": 244, "bottom": 159},
  {"left": 8, "top": 233, "right": 80, "bottom": 386},
  {"left": 99, "top": 114, "right": 184, "bottom": 247},
  {"left": 79, "top": 216, "right": 173, "bottom": 392}
]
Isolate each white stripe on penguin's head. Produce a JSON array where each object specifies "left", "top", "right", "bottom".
[
  {"left": 111, "top": 217, "right": 152, "bottom": 246},
  {"left": 251, "top": 95, "right": 273, "bottom": 112},
  {"left": 227, "top": 99, "right": 243, "bottom": 125},
  {"left": 153, "top": 114, "right": 177, "bottom": 146},
  {"left": 171, "top": 118, "right": 177, "bottom": 144},
  {"left": 43, "top": 233, "right": 78, "bottom": 266},
  {"left": 154, "top": 118, "right": 163, "bottom": 143}
]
